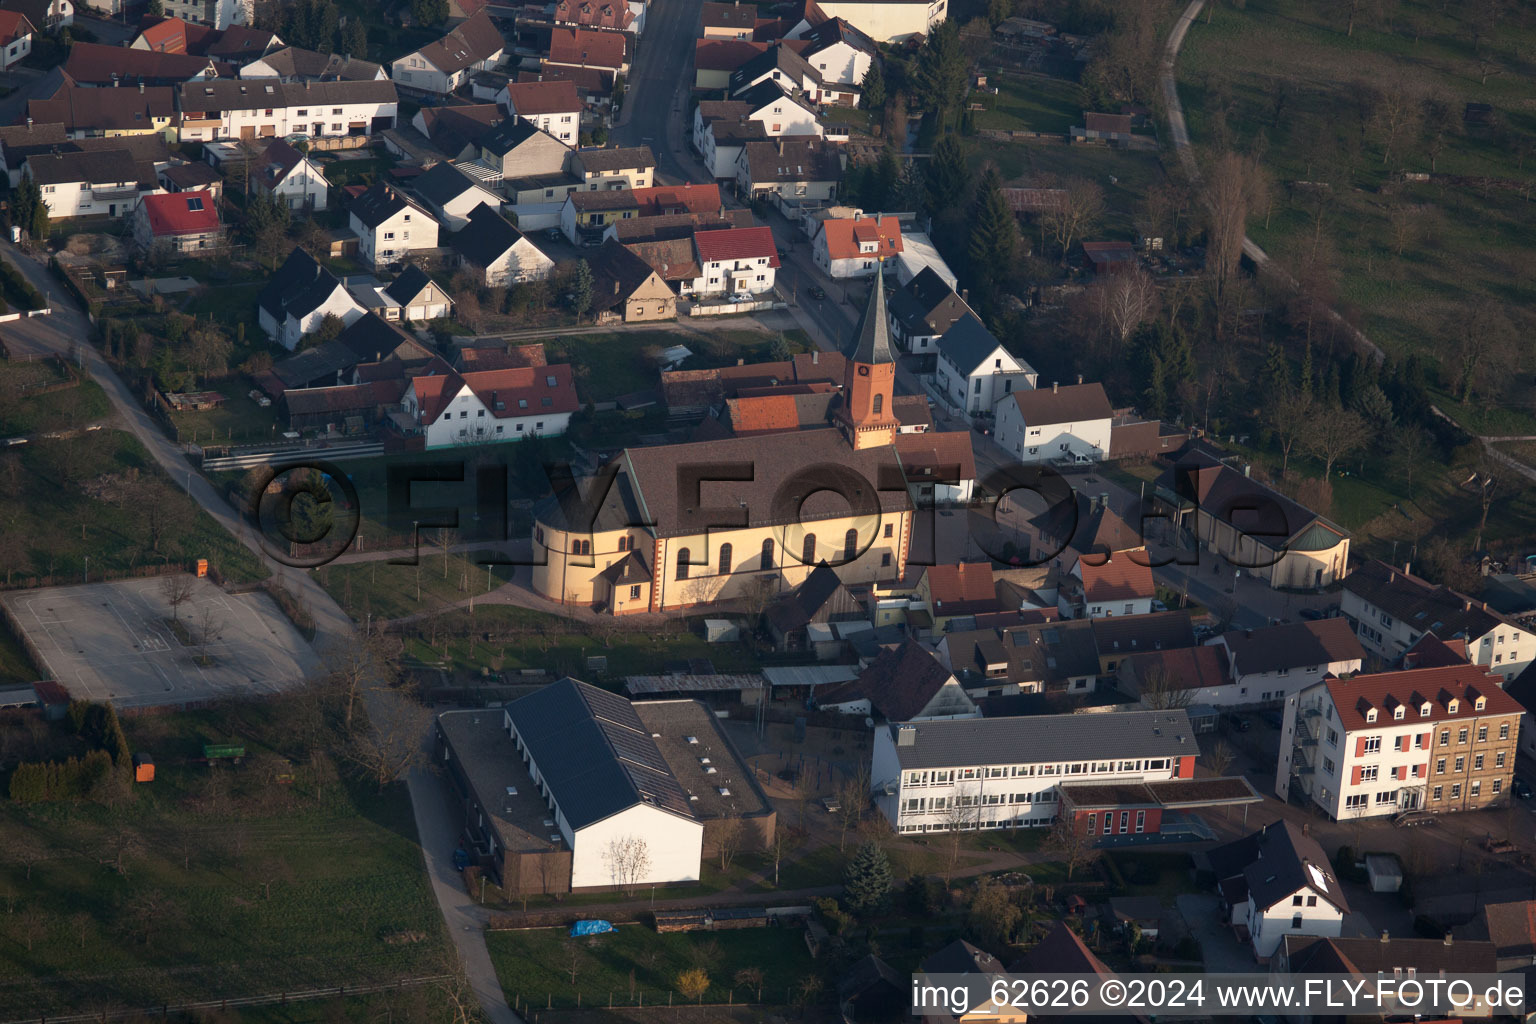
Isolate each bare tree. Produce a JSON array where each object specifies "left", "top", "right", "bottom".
[
  {"left": 10, "top": 832, "right": 47, "bottom": 881},
  {"left": 833, "top": 762, "right": 871, "bottom": 851},
  {"left": 735, "top": 966, "right": 765, "bottom": 1002},
  {"left": 1371, "top": 75, "right": 1422, "bottom": 165},
  {"left": 69, "top": 911, "right": 92, "bottom": 950},
  {"left": 160, "top": 573, "right": 195, "bottom": 622},
  {"left": 318, "top": 635, "right": 395, "bottom": 733},
  {"left": 1265, "top": 393, "right": 1313, "bottom": 477},
  {"left": 938, "top": 785, "right": 981, "bottom": 884},
  {"left": 769, "top": 823, "right": 797, "bottom": 887},
  {"left": 1101, "top": 267, "right": 1157, "bottom": 350},
  {"left": 1205, "top": 151, "right": 1263, "bottom": 298},
  {"left": 1138, "top": 663, "right": 1195, "bottom": 709},
  {"left": 1298, "top": 406, "right": 1368, "bottom": 480},
  {"left": 1045, "top": 813, "right": 1098, "bottom": 881},
  {"left": 1039, "top": 177, "right": 1105, "bottom": 259},
  {"left": 602, "top": 835, "right": 651, "bottom": 895},
  {"left": 346, "top": 689, "right": 430, "bottom": 793},
  {"left": 714, "top": 813, "right": 745, "bottom": 872},
  {"left": 193, "top": 600, "right": 223, "bottom": 666},
  {"left": 11, "top": 905, "right": 48, "bottom": 952},
  {"left": 1205, "top": 741, "right": 1235, "bottom": 776}
]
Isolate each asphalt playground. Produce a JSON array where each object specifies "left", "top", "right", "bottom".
[{"left": 0, "top": 576, "right": 322, "bottom": 709}]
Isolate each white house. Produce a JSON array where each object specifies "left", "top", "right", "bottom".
[
  {"left": 410, "top": 160, "right": 501, "bottom": 231},
  {"left": 502, "top": 678, "right": 706, "bottom": 888},
  {"left": 1057, "top": 553, "right": 1156, "bottom": 620},
  {"left": 689, "top": 225, "right": 779, "bottom": 297},
  {"left": 1209, "top": 619, "right": 1365, "bottom": 706},
  {"left": 239, "top": 46, "right": 384, "bottom": 83},
  {"left": 929, "top": 314, "right": 1036, "bottom": 426},
  {"left": 451, "top": 202, "right": 554, "bottom": 287},
  {"left": 0, "top": 11, "right": 34, "bottom": 72},
  {"left": 889, "top": 267, "right": 972, "bottom": 354},
  {"left": 175, "top": 78, "right": 398, "bottom": 143},
  {"left": 349, "top": 182, "right": 440, "bottom": 269},
  {"left": 869, "top": 709, "right": 1200, "bottom": 835},
  {"left": 374, "top": 265, "right": 454, "bottom": 322},
  {"left": 816, "top": 639, "right": 979, "bottom": 722},
  {"left": 736, "top": 137, "right": 842, "bottom": 205},
  {"left": 499, "top": 79, "right": 582, "bottom": 146},
  {"left": 731, "top": 80, "right": 822, "bottom": 138},
  {"left": 1276, "top": 665, "right": 1522, "bottom": 822},
  {"left": 796, "top": 17, "right": 875, "bottom": 85},
  {"left": 390, "top": 11, "right": 505, "bottom": 96},
  {"left": 995, "top": 381, "right": 1113, "bottom": 464},
  {"left": 403, "top": 363, "right": 579, "bottom": 447},
  {"left": 23, "top": 149, "right": 159, "bottom": 220},
  {"left": 251, "top": 137, "right": 328, "bottom": 211},
  {"left": 1208, "top": 821, "right": 1349, "bottom": 960},
  {"left": 256, "top": 247, "right": 365, "bottom": 350},
  {"left": 812, "top": 212, "right": 901, "bottom": 278},
  {"left": 785, "top": 0, "right": 945, "bottom": 44},
  {"left": 1342, "top": 560, "right": 1536, "bottom": 683}
]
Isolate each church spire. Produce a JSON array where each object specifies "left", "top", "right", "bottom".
[{"left": 846, "top": 262, "right": 893, "bottom": 365}]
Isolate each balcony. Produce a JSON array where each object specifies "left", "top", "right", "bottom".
[{"left": 91, "top": 185, "right": 140, "bottom": 202}]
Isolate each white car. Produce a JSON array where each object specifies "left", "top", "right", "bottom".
[{"left": 729, "top": 292, "right": 753, "bottom": 303}]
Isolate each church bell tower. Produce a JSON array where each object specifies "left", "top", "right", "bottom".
[{"left": 835, "top": 263, "right": 899, "bottom": 450}]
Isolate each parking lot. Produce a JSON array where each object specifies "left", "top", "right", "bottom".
[{"left": 0, "top": 576, "right": 322, "bottom": 709}]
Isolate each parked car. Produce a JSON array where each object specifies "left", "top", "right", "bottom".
[
  {"left": 1151, "top": 599, "right": 1169, "bottom": 612},
  {"left": 546, "top": 228, "right": 562, "bottom": 242},
  {"left": 1515, "top": 778, "right": 1533, "bottom": 800},
  {"left": 729, "top": 291, "right": 753, "bottom": 303},
  {"left": 1225, "top": 713, "right": 1251, "bottom": 732},
  {"left": 1299, "top": 607, "right": 1326, "bottom": 621},
  {"left": 806, "top": 284, "right": 826, "bottom": 300}
]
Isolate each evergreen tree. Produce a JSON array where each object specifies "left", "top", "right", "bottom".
[
  {"left": 924, "top": 135, "right": 969, "bottom": 214},
  {"left": 965, "top": 167, "right": 1018, "bottom": 314},
  {"left": 147, "top": 0, "right": 163, "bottom": 15},
  {"left": 340, "top": 16, "right": 367, "bottom": 57},
  {"left": 842, "top": 163, "right": 871, "bottom": 208},
  {"left": 1299, "top": 342, "right": 1314, "bottom": 404},
  {"left": 913, "top": 22, "right": 967, "bottom": 126},
  {"left": 861, "top": 60, "right": 886, "bottom": 109},
  {"left": 571, "top": 259, "right": 593, "bottom": 320},
  {"left": 874, "top": 149, "right": 900, "bottom": 209},
  {"left": 842, "top": 840, "right": 894, "bottom": 916},
  {"left": 1261, "top": 343, "right": 1291, "bottom": 397},
  {"left": 410, "top": 0, "right": 449, "bottom": 26}
]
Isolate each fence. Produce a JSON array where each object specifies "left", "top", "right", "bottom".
[
  {"left": 687, "top": 298, "right": 784, "bottom": 317},
  {"left": 200, "top": 440, "right": 386, "bottom": 472},
  {"left": 0, "top": 975, "right": 450, "bottom": 1024}
]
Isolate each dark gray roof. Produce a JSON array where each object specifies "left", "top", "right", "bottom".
[
  {"left": 575, "top": 145, "right": 655, "bottom": 173},
  {"left": 271, "top": 338, "right": 356, "bottom": 389},
  {"left": 411, "top": 160, "right": 483, "bottom": 208},
  {"left": 505, "top": 677, "right": 695, "bottom": 828},
  {"left": 258, "top": 246, "right": 346, "bottom": 323},
  {"left": 176, "top": 77, "right": 397, "bottom": 112},
  {"left": 478, "top": 117, "right": 544, "bottom": 156},
  {"left": 799, "top": 16, "right": 876, "bottom": 57},
  {"left": 452, "top": 202, "right": 523, "bottom": 267},
  {"left": 335, "top": 311, "right": 430, "bottom": 363},
  {"left": 1344, "top": 559, "right": 1510, "bottom": 644},
  {"left": 919, "top": 939, "right": 1007, "bottom": 977},
  {"left": 24, "top": 148, "right": 154, "bottom": 187},
  {"left": 1208, "top": 820, "right": 1350, "bottom": 915},
  {"left": 885, "top": 708, "right": 1195, "bottom": 769},
  {"left": 248, "top": 45, "right": 384, "bottom": 81},
  {"left": 937, "top": 313, "right": 1005, "bottom": 376},
  {"left": 734, "top": 78, "right": 807, "bottom": 115},
  {"left": 846, "top": 261, "right": 892, "bottom": 364},
  {"left": 383, "top": 265, "right": 435, "bottom": 305},
  {"left": 890, "top": 266, "right": 972, "bottom": 338},
  {"left": 350, "top": 182, "right": 420, "bottom": 228},
  {"left": 729, "top": 43, "right": 818, "bottom": 94}
]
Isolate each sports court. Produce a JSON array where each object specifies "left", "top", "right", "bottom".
[{"left": 0, "top": 576, "right": 322, "bottom": 709}]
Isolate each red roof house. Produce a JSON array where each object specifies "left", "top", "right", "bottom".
[
  {"left": 545, "top": 26, "right": 627, "bottom": 74},
  {"left": 693, "top": 225, "right": 779, "bottom": 266},
  {"left": 133, "top": 192, "right": 223, "bottom": 253}
]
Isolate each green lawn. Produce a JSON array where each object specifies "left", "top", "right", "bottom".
[
  {"left": 0, "top": 619, "right": 39, "bottom": 685},
  {"left": 166, "top": 377, "right": 287, "bottom": 445},
  {"left": 180, "top": 280, "right": 268, "bottom": 342},
  {"left": 974, "top": 74, "right": 1085, "bottom": 135},
  {"left": 0, "top": 702, "right": 449, "bottom": 1017},
  {"left": 486, "top": 924, "right": 817, "bottom": 1009},
  {"left": 0, "top": 429, "right": 269, "bottom": 586},
  {"left": 545, "top": 329, "right": 813, "bottom": 403},
  {"left": 0, "top": 362, "right": 112, "bottom": 437}
]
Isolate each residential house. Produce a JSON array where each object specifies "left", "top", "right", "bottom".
[
  {"left": 1057, "top": 555, "right": 1155, "bottom": 622},
  {"left": 694, "top": 39, "right": 788, "bottom": 90},
  {"left": 409, "top": 103, "right": 502, "bottom": 161},
  {"left": 736, "top": 136, "right": 841, "bottom": 205},
  {"left": 403, "top": 362, "right": 578, "bottom": 446},
  {"left": 558, "top": 188, "right": 639, "bottom": 243},
  {"left": 157, "top": 0, "right": 250, "bottom": 31},
  {"left": 23, "top": 148, "right": 159, "bottom": 219},
  {"left": 240, "top": 45, "right": 384, "bottom": 82},
  {"left": 375, "top": 265, "right": 454, "bottom": 322},
  {"left": 515, "top": 65, "right": 614, "bottom": 114},
  {"left": 624, "top": 238, "right": 700, "bottom": 292},
  {"left": 764, "top": 562, "right": 862, "bottom": 649},
  {"left": 2, "top": 0, "right": 69, "bottom": 32},
  {"left": 1342, "top": 559, "right": 1535, "bottom": 682},
  {"left": 158, "top": 160, "right": 223, "bottom": 200},
  {"left": 1209, "top": 620, "right": 1365, "bottom": 705},
  {"left": 0, "top": 10, "right": 32, "bottom": 72},
  {"left": 391, "top": 11, "right": 505, "bottom": 96},
  {"left": 452, "top": 201, "right": 553, "bottom": 286},
  {"left": 870, "top": 709, "right": 1200, "bottom": 834},
  {"left": 1083, "top": 240, "right": 1135, "bottom": 275},
  {"left": 918, "top": 941, "right": 1026, "bottom": 1024},
  {"left": 890, "top": 267, "right": 971, "bottom": 354},
  {"left": 62, "top": 41, "right": 218, "bottom": 85},
  {"left": 250, "top": 137, "right": 328, "bottom": 211},
  {"left": 783, "top": 0, "right": 945, "bottom": 44},
  {"left": 996, "top": 380, "right": 1113, "bottom": 464},
  {"left": 1118, "top": 645, "right": 1233, "bottom": 708},
  {"left": 892, "top": 428, "right": 975, "bottom": 505},
  {"left": 940, "top": 618, "right": 1100, "bottom": 696},
  {"left": 262, "top": 312, "right": 434, "bottom": 392},
  {"left": 689, "top": 225, "right": 779, "bottom": 297},
  {"left": 1155, "top": 448, "right": 1350, "bottom": 591},
  {"left": 694, "top": 106, "right": 767, "bottom": 179},
  {"left": 174, "top": 78, "right": 398, "bottom": 143},
  {"left": 1278, "top": 934, "right": 1499, "bottom": 1022},
  {"left": 1091, "top": 611, "right": 1198, "bottom": 676},
  {"left": 544, "top": 27, "right": 628, "bottom": 77},
  {"left": 1509, "top": 664, "right": 1536, "bottom": 762},
  {"left": 131, "top": 190, "right": 221, "bottom": 253},
  {"left": 553, "top": 0, "right": 633, "bottom": 32},
  {"left": 27, "top": 82, "right": 176, "bottom": 139},
  {"left": 795, "top": 16, "right": 874, "bottom": 85},
  {"left": 500, "top": 79, "right": 581, "bottom": 145},
  {"left": 2, "top": 131, "right": 168, "bottom": 190},
  {"left": 586, "top": 238, "right": 677, "bottom": 322},
  {"left": 837, "top": 955, "right": 905, "bottom": 1024},
  {"left": 812, "top": 212, "right": 901, "bottom": 278},
  {"left": 920, "top": 561, "right": 998, "bottom": 632},
  {"left": 1208, "top": 820, "right": 1349, "bottom": 960},
  {"left": 283, "top": 378, "right": 406, "bottom": 434},
  {"left": 931, "top": 314, "right": 1037, "bottom": 426},
  {"left": 349, "top": 182, "right": 440, "bottom": 269},
  {"left": 816, "top": 639, "right": 980, "bottom": 722},
  {"left": 701, "top": 1, "right": 759, "bottom": 39},
  {"left": 571, "top": 144, "right": 654, "bottom": 190},
  {"left": 730, "top": 79, "right": 821, "bottom": 137},
  {"left": 1277, "top": 664, "right": 1522, "bottom": 820},
  {"left": 410, "top": 160, "right": 501, "bottom": 230},
  {"left": 256, "top": 247, "right": 366, "bottom": 350},
  {"left": 1476, "top": 900, "right": 1536, "bottom": 971}
]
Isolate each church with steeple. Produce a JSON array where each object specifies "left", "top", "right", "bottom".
[{"left": 529, "top": 269, "right": 979, "bottom": 614}]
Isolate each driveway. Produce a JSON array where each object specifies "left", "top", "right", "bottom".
[{"left": 1176, "top": 893, "right": 1255, "bottom": 973}]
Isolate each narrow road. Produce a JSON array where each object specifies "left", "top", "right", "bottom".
[
  {"left": 0, "top": 243, "right": 524, "bottom": 1024},
  {"left": 612, "top": 0, "right": 707, "bottom": 185}
]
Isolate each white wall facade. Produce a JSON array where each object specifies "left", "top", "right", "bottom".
[
  {"left": 265, "top": 157, "right": 328, "bottom": 211},
  {"left": 569, "top": 803, "right": 704, "bottom": 888},
  {"left": 28, "top": 172, "right": 156, "bottom": 220},
  {"left": 265, "top": 285, "right": 364, "bottom": 351},
  {"left": 1245, "top": 886, "right": 1343, "bottom": 959},
  {"left": 690, "top": 254, "right": 776, "bottom": 296},
  {"left": 810, "top": 0, "right": 945, "bottom": 42},
  {"left": 353, "top": 204, "right": 440, "bottom": 268},
  {"left": 1, "top": 31, "right": 31, "bottom": 71},
  {"left": 407, "top": 381, "right": 571, "bottom": 447},
  {"left": 1342, "top": 589, "right": 1535, "bottom": 683},
  {"left": 995, "top": 399, "right": 1112, "bottom": 465},
  {"left": 178, "top": 96, "right": 397, "bottom": 143},
  {"left": 478, "top": 237, "right": 555, "bottom": 287},
  {"left": 934, "top": 350, "right": 1033, "bottom": 423}
]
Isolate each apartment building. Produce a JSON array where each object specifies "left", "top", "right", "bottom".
[
  {"left": 175, "top": 79, "right": 398, "bottom": 143},
  {"left": 1343, "top": 559, "right": 1535, "bottom": 682},
  {"left": 1277, "top": 664, "right": 1522, "bottom": 820},
  {"left": 870, "top": 709, "right": 1198, "bottom": 834}
]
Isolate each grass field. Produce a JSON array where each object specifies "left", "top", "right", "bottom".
[
  {"left": 0, "top": 362, "right": 112, "bottom": 437},
  {"left": 317, "top": 548, "right": 517, "bottom": 622},
  {"left": 167, "top": 378, "right": 286, "bottom": 445},
  {"left": 0, "top": 701, "right": 449, "bottom": 1017},
  {"left": 1176, "top": 0, "right": 1536, "bottom": 425},
  {"left": 0, "top": 429, "right": 268, "bottom": 586},
  {"left": 974, "top": 74, "right": 1086, "bottom": 135},
  {"left": 545, "top": 328, "right": 813, "bottom": 403},
  {"left": 486, "top": 925, "right": 817, "bottom": 1009}
]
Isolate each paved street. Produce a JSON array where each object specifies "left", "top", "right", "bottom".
[{"left": 612, "top": 0, "right": 707, "bottom": 185}]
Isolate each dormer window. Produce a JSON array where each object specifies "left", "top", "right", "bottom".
[
  {"left": 1393, "top": 706, "right": 1405, "bottom": 720},
  {"left": 1420, "top": 702, "right": 1431, "bottom": 716},
  {"left": 1448, "top": 698, "right": 1460, "bottom": 713},
  {"left": 1365, "top": 708, "right": 1378, "bottom": 723},
  {"left": 1475, "top": 696, "right": 1486, "bottom": 710}
]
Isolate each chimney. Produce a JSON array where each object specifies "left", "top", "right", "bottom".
[
  {"left": 961, "top": 288, "right": 968, "bottom": 302},
  {"left": 1076, "top": 373, "right": 1083, "bottom": 385},
  {"left": 1444, "top": 932, "right": 1454, "bottom": 947},
  {"left": 613, "top": 279, "right": 620, "bottom": 293},
  {"left": 897, "top": 724, "right": 916, "bottom": 746},
  {"left": 1052, "top": 381, "right": 1058, "bottom": 394},
  {"left": 1243, "top": 463, "right": 1251, "bottom": 478},
  {"left": 1464, "top": 599, "right": 1472, "bottom": 611},
  {"left": 811, "top": 350, "right": 818, "bottom": 364},
  {"left": 140, "top": 82, "right": 145, "bottom": 93},
  {"left": 777, "top": 137, "right": 784, "bottom": 156},
  {"left": 25, "top": 117, "right": 32, "bottom": 130},
  {"left": 1390, "top": 570, "right": 1396, "bottom": 583},
  {"left": 1380, "top": 931, "right": 1390, "bottom": 944}
]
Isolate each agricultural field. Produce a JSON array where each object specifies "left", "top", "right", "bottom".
[
  {"left": 0, "top": 700, "right": 449, "bottom": 1017},
  {"left": 0, "top": 360, "right": 111, "bottom": 437},
  {"left": 1176, "top": 0, "right": 1536, "bottom": 429}
]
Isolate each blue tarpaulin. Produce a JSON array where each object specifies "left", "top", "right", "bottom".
[{"left": 570, "top": 920, "right": 614, "bottom": 937}]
